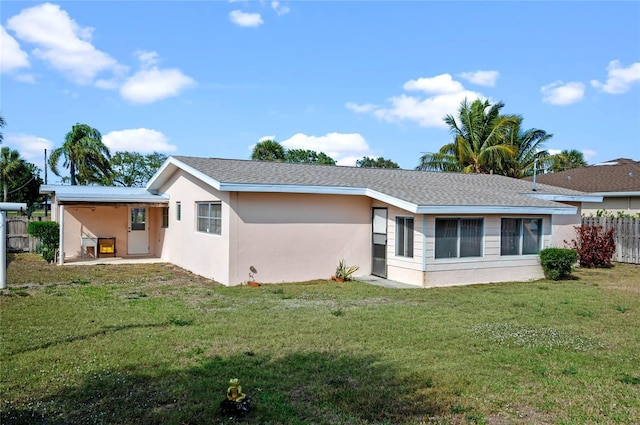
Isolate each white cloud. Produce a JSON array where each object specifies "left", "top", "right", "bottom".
[
  {"left": 6, "top": 3, "right": 126, "bottom": 85},
  {"left": 347, "top": 73, "right": 487, "bottom": 128},
  {"left": 258, "top": 135, "right": 276, "bottom": 142},
  {"left": 6, "top": 133, "right": 54, "bottom": 163},
  {"left": 280, "top": 132, "right": 372, "bottom": 166},
  {"left": 271, "top": 1, "right": 290, "bottom": 15},
  {"left": 582, "top": 149, "right": 597, "bottom": 161},
  {"left": 403, "top": 74, "right": 464, "bottom": 94},
  {"left": 0, "top": 25, "right": 30, "bottom": 73},
  {"left": 120, "top": 67, "right": 195, "bottom": 104},
  {"left": 229, "top": 10, "right": 264, "bottom": 27},
  {"left": 135, "top": 50, "right": 160, "bottom": 69},
  {"left": 590, "top": 60, "right": 640, "bottom": 94},
  {"left": 374, "top": 90, "right": 484, "bottom": 128},
  {"left": 103, "top": 128, "right": 177, "bottom": 153},
  {"left": 541, "top": 81, "right": 585, "bottom": 105},
  {"left": 345, "top": 102, "right": 378, "bottom": 113},
  {"left": 458, "top": 70, "right": 499, "bottom": 87}
]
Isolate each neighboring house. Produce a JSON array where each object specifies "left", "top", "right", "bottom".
[
  {"left": 42, "top": 156, "right": 600, "bottom": 288},
  {"left": 530, "top": 158, "right": 640, "bottom": 216}
]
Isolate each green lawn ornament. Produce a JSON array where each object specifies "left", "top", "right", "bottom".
[{"left": 220, "top": 378, "right": 252, "bottom": 416}]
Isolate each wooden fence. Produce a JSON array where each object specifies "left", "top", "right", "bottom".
[
  {"left": 5, "top": 216, "right": 50, "bottom": 252},
  {"left": 581, "top": 217, "right": 640, "bottom": 264}
]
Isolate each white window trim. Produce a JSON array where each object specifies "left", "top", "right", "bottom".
[
  {"left": 395, "top": 216, "right": 414, "bottom": 258},
  {"left": 434, "top": 217, "right": 484, "bottom": 260},
  {"left": 500, "top": 216, "right": 543, "bottom": 256},
  {"left": 196, "top": 201, "right": 222, "bottom": 236}
]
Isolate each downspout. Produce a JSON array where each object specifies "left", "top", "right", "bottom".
[
  {"left": 548, "top": 215, "right": 553, "bottom": 248},
  {"left": 58, "top": 205, "right": 65, "bottom": 265},
  {"left": 422, "top": 214, "right": 427, "bottom": 287}
]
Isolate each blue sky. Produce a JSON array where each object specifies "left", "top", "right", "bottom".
[{"left": 2, "top": 1, "right": 639, "bottom": 182}]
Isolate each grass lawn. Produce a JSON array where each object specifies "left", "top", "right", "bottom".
[{"left": 2, "top": 254, "right": 639, "bottom": 425}]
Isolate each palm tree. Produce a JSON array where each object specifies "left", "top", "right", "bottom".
[
  {"left": 0, "top": 147, "right": 23, "bottom": 201},
  {"left": 502, "top": 122, "right": 554, "bottom": 178},
  {"left": 49, "top": 124, "right": 111, "bottom": 185},
  {"left": 549, "top": 149, "right": 588, "bottom": 172},
  {"left": 251, "top": 139, "right": 286, "bottom": 162},
  {"left": 417, "top": 99, "right": 520, "bottom": 173},
  {"left": 0, "top": 113, "right": 6, "bottom": 144}
]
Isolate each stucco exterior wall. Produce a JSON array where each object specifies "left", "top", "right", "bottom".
[
  {"left": 63, "top": 206, "right": 128, "bottom": 259},
  {"left": 157, "top": 171, "right": 373, "bottom": 285},
  {"left": 229, "top": 192, "right": 372, "bottom": 285},
  {"left": 551, "top": 202, "right": 582, "bottom": 248},
  {"left": 158, "top": 170, "right": 231, "bottom": 283}
]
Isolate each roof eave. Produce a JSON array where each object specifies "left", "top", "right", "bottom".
[
  {"left": 146, "top": 156, "right": 222, "bottom": 192},
  {"left": 527, "top": 193, "right": 603, "bottom": 203},
  {"left": 415, "top": 205, "right": 577, "bottom": 215},
  {"left": 590, "top": 191, "right": 640, "bottom": 197}
]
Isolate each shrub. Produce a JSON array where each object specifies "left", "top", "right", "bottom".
[
  {"left": 566, "top": 225, "right": 616, "bottom": 268},
  {"left": 27, "top": 221, "right": 59, "bottom": 262},
  {"left": 540, "top": 248, "right": 577, "bottom": 280}
]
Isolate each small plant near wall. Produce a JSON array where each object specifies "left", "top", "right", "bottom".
[
  {"left": 566, "top": 225, "right": 616, "bottom": 268},
  {"left": 332, "top": 259, "right": 359, "bottom": 282},
  {"left": 27, "top": 221, "right": 59, "bottom": 263},
  {"left": 539, "top": 248, "right": 577, "bottom": 280}
]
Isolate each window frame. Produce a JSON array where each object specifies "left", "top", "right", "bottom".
[
  {"left": 395, "top": 216, "right": 414, "bottom": 258},
  {"left": 176, "top": 202, "right": 181, "bottom": 221},
  {"left": 434, "top": 217, "right": 484, "bottom": 259},
  {"left": 500, "top": 217, "right": 543, "bottom": 256},
  {"left": 196, "top": 202, "right": 222, "bottom": 235},
  {"left": 161, "top": 206, "right": 169, "bottom": 228}
]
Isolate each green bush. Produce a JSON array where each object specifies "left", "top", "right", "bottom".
[
  {"left": 540, "top": 248, "right": 577, "bottom": 280},
  {"left": 27, "top": 221, "right": 59, "bottom": 262}
]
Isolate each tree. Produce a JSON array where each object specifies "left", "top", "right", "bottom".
[
  {"left": 251, "top": 140, "right": 337, "bottom": 165},
  {"left": 8, "top": 162, "right": 43, "bottom": 214},
  {"left": 0, "top": 114, "right": 5, "bottom": 144},
  {"left": 0, "top": 147, "right": 23, "bottom": 202},
  {"left": 549, "top": 149, "right": 588, "bottom": 173},
  {"left": 502, "top": 122, "right": 553, "bottom": 178},
  {"left": 417, "top": 99, "right": 520, "bottom": 173},
  {"left": 0, "top": 148, "right": 42, "bottom": 212},
  {"left": 285, "top": 149, "right": 336, "bottom": 165},
  {"left": 251, "top": 139, "right": 285, "bottom": 162},
  {"left": 355, "top": 156, "right": 400, "bottom": 169},
  {"left": 106, "top": 151, "right": 167, "bottom": 187},
  {"left": 49, "top": 123, "right": 112, "bottom": 185}
]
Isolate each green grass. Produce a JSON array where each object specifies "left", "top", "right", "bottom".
[{"left": 2, "top": 254, "right": 639, "bottom": 424}]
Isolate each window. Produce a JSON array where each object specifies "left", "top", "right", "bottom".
[
  {"left": 501, "top": 218, "right": 542, "bottom": 255},
  {"left": 395, "top": 217, "right": 414, "bottom": 257},
  {"left": 435, "top": 218, "right": 483, "bottom": 259},
  {"left": 161, "top": 207, "right": 169, "bottom": 228},
  {"left": 197, "top": 202, "right": 221, "bottom": 235},
  {"left": 130, "top": 208, "right": 146, "bottom": 231},
  {"left": 176, "top": 202, "right": 181, "bottom": 221}
]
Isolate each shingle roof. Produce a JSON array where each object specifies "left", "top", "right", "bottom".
[
  {"left": 151, "top": 156, "right": 595, "bottom": 214},
  {"left": 530, "top": 159, "right": 640, "bottom": 193}
]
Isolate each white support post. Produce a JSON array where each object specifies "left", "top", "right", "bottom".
[
  {"left": 58, "top": 205, "right": 65, "bottom": 265},
  {"left": 1, "top": 203, "right": 27, "bottom": 289},
  {"left": 1, "top": 211, "right": 6, "bottom": 289}
]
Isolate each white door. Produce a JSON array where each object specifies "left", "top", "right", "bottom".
[{"left": 128, "top": 207, "right": 149, "bottom": 255}]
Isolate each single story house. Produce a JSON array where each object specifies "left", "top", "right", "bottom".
[
  {"left": 530, "top": 158, "right": 640, "bottom": 216},
  {"left": 42, "top": 156, "right": 601, "bottom": 287}
]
